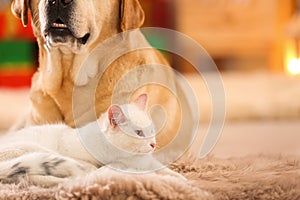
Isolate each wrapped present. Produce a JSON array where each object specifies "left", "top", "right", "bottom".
[
  {"left": 0, "top": 40, "right": 36, "bottom": 88},
  {"left": 0, "top": 41, "right": 35, "bottom": 64},
  {"left": 0, "top": 8, "right": 36, "bottom": 88}
]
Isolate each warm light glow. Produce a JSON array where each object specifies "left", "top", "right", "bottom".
[
  {"left": 284, "top": 38, "right": 300, "bottom": 76},
  {"left": 288, "top": 58, "right": 300, "bottom": 75}
]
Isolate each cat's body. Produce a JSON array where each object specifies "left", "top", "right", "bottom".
[
  {"left": 0, "top": 123, "right": 98, "bottom": 185},
  {"left": 0, "top": 94, "right": 185, "bottom": 186},
  {"left": 0, "top": 124, "right": 97, "bottom": 164}
]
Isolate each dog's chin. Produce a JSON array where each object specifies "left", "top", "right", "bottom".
[{"left": 45, "top": 28, "right": 90, "bottom": 52}]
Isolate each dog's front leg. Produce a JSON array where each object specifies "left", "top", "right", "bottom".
[{"left": 28, "top": 88, "right": 64, "bottom": 126}]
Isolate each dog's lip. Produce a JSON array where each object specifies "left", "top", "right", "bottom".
[
  {"left": 45, "top": 30, "right": 90, "bottom": 45},
  {"left": 79, "top": 33, "right": 90, "bottom": 45},
  {"left": 45, "top": 20, "right": 90, "bottom": 45}
]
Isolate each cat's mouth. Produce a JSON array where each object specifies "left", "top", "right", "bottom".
[
  {"left": 139, "top": 143, "right": 156, "bottom": 154},
  {"left": 137, "top": 147, "right": 155, "bottom": 154}
]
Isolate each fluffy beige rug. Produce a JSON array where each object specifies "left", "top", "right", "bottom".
[{"left": 0, "top": 154, "right": 299, "bottom": 200}]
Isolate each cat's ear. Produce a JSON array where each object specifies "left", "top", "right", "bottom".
[
  {"left": 108, "top": 105, "right": 127, "bottom": 128},
  {"left": 134, "top": 94, "right": 148, "bottom": 110}
]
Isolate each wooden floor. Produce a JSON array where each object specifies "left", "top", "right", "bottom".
[{"left": 191, "top": 120, "right": 300, "bottom": 159}]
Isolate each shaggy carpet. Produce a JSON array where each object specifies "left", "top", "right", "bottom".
[{"left": 0, "top": 154, "right": 299, "bottom": 200}]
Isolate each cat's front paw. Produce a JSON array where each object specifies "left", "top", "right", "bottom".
[{"left": 30, "top": 175, "right": 68, "bottom": 187}]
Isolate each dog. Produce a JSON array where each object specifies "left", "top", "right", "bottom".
[{"left": 10, "top": 0, "right": 194, "bottom": 156}]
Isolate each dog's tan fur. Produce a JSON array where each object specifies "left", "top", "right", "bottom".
[{"left": 11, "top": 0, "right": 192, "bottom": 150}]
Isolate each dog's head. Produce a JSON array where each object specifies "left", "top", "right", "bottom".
[{"left": 11, "top": 0, "right": 145, "bottom": 52}]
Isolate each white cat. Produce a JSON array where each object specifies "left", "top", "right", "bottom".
[{"left": 0, "top": 94, "right": 185, "bottom": 186}]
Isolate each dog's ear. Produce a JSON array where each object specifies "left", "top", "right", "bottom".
[
  {"left": 121, "top": 0, "right": 145, "bottom": 31},
  {"left": 11, "top": 0, "right": 29, "bottom": 27}
]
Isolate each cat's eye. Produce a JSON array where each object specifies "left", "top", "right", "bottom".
[{"left": 135, "top": 130, "right": 145, "bottom": 137}]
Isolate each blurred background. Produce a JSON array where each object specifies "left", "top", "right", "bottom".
[{"left": 0, "top": 0, "right": 299, "bottom": 158}]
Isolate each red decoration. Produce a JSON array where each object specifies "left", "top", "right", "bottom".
[
  {"left": 0, "top": 9, "right": 35, "bottom": 41},
  {"left": 0, "top": 12, "right": 6, "bottom": 38},
  {"left": 0, "top": 69, "right": 34, "bottom": 88},
  {"left": 15, "top": 14, "right": 36, "bottom": 41}
]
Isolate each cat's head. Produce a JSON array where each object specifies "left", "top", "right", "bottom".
[{"left": 99, "top": 94, "right": 156, "bottom": 154}]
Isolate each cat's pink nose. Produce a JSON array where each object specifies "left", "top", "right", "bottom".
[{"left": 150, "top": 143, "right": 156, "bottom": 149}]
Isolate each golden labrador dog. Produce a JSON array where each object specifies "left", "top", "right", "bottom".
[{"left": 11, "top": 0, "right": 194, "bottom": 157}]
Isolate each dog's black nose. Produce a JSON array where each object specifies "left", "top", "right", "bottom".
[
  {"left": 47, "top": 0, "right": 56, "bottom": 6},
  {"left": 61, "top": 0, "right": 73, "bottom": 6},
  {"left": 47, "top": 0, "right": 73, "bottom": 7}
]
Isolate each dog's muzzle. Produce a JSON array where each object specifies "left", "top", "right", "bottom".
[{"left": 44, "top": 0, "right": 90, "bottom": 45}]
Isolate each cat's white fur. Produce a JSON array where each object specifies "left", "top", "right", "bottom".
[{"left": 0, "top": 94, "right": 185, "bottom": 186}]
